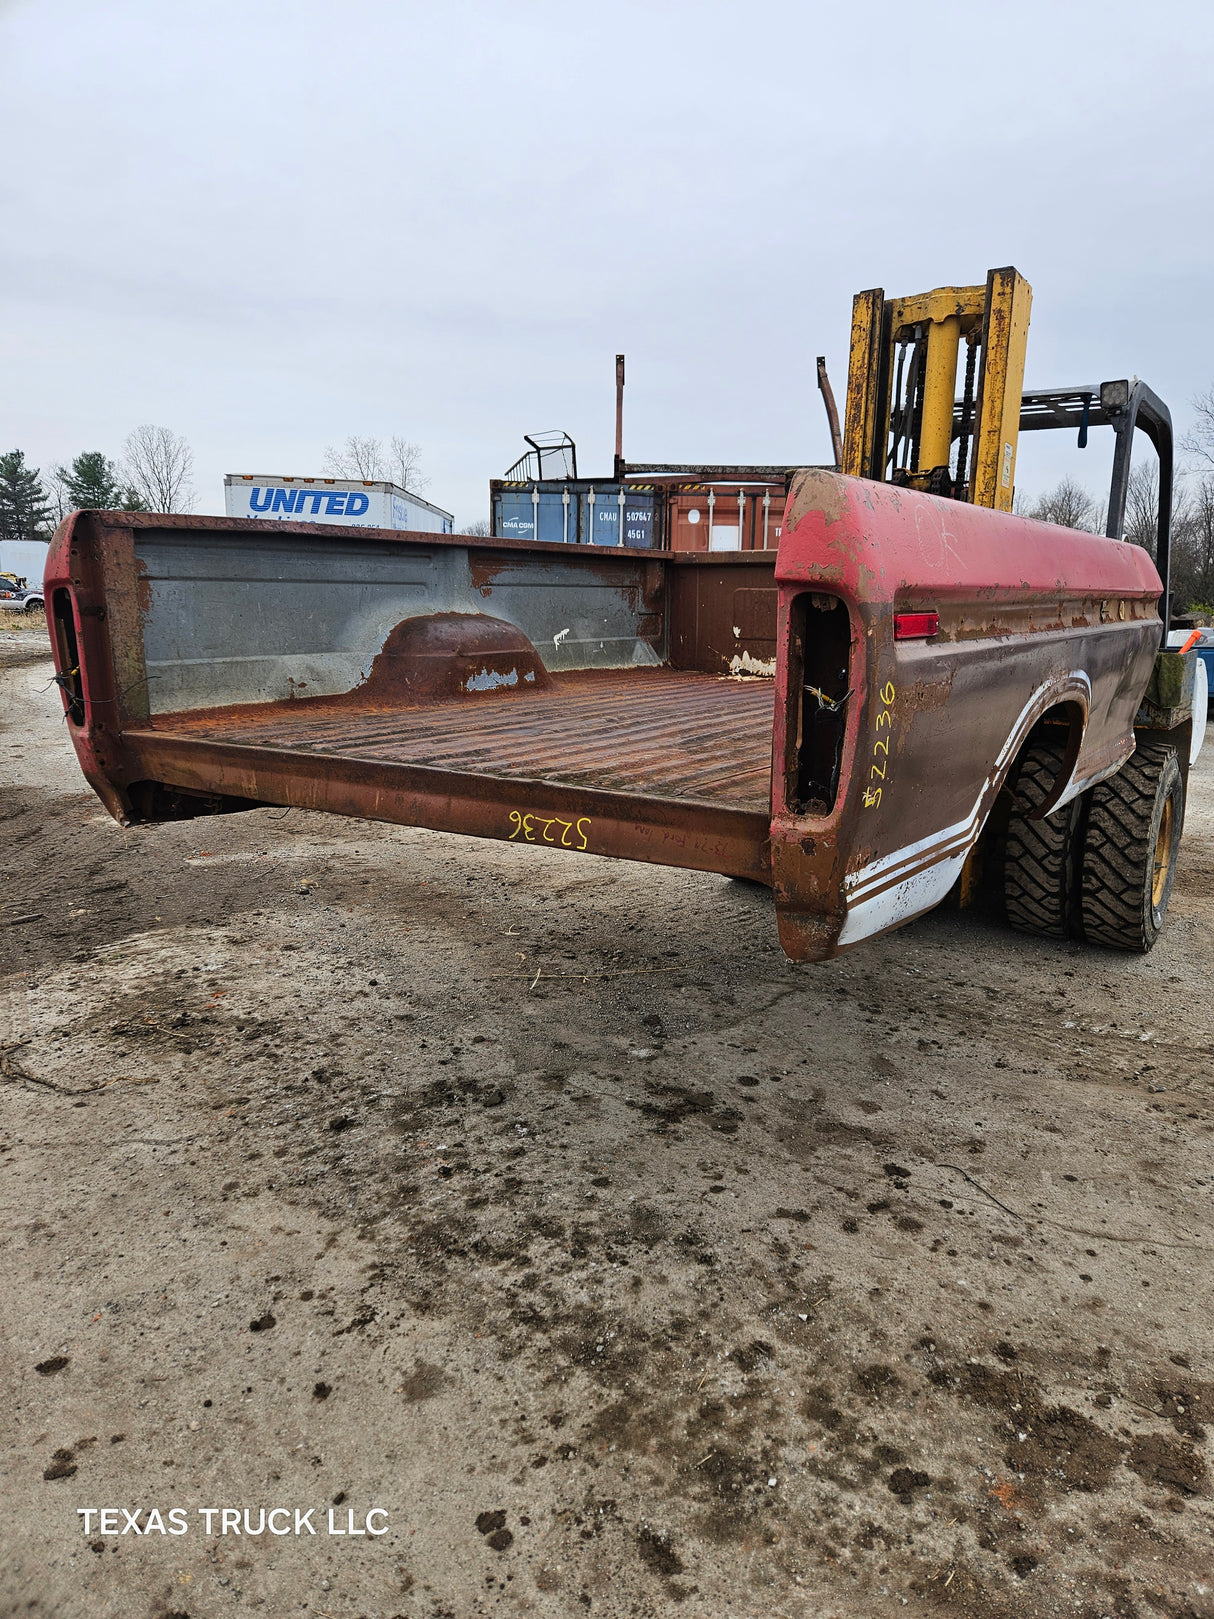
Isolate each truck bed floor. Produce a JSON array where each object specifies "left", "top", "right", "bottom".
[{"left": 148, "top": 669, "right": 776, "bottom": 812}]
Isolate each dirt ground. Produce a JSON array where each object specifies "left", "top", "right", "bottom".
[{"left": 3, "top": 612, "right": 1214, "bottom": 1619}]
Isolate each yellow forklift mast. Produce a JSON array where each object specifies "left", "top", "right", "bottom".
[
  {"left": 842, "top": 267, "right": 1032, "bottom": 509},
  {"left": 836, "top": 265, "right": 1175, "bottom": 631}
]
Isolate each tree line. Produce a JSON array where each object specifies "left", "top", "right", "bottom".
[
  {"left": 0, "top": 429, "right": 432, "bottom": 547},
  {"left": 0, "top": 426, "right": 195, "bottom": 545}
]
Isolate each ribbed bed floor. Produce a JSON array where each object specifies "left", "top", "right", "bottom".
[{"left": 152, "top": 669, "right": 776, "bottom": 812}]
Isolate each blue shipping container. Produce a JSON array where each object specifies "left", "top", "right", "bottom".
[
  {"left": 492, "top": 482, "right": 658, "bottom": 548},
  {"left": 494, "top": 486, "right": 577, "bottom": 545},
  {"left": 579, "top": 487, "right": 657, "bottom": 547}
]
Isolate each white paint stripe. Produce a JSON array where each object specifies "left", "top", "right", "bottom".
[{"left": 838, "top": 851, "right": 970, "bottom": 947}]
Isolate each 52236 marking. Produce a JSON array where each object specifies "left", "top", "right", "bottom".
[
  {"left": 508, "top": 810, "right": 591, "bottom": 850},
  {"left": 862, "top": 682, "right": 896, "bottom": 809}
]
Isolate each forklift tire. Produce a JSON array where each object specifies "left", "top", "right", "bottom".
[
  {"left": 1079, "top": 742, "right": 1184, "bottom": 953},
  {"left": 1003, "top": 740, "right": 1079, "bottom": 939}
]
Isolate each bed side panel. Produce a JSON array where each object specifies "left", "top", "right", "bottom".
[
  {"left": 769, "top": 470, "right": 1164, "bottom": 960},
  {"left": 124, "top": 521, "right": 668, "bottom": 715}
]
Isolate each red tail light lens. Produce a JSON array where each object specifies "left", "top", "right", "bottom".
[{"left": 894, "top": 611, "right": 939, "bottom": 640}]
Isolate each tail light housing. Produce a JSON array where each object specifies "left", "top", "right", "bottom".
[{"left": 894, "top": 611, "right": 939, "bottom": 640}]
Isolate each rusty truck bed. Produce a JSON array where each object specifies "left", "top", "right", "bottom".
[
  {"left": 144, "top": 669, "right": 775, "bottom": 811},
  {"left": 45, "top": 513, "right": 783, "bottom": 884},
  {"left": 43, "top": 490, "right": 1168, "bottom": 959}
]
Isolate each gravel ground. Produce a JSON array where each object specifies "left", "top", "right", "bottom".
[{"left": 3, "top": 618, "right": 1213, "bottom": 1619}]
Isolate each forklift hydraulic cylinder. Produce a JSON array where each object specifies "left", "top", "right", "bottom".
[{"left": 919, "top": 314, "right": 962, "bottom": 473}]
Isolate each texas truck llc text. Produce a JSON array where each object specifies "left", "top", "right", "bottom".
[{"left": 76, "top": 1507, "right": 388, "bottom": 1537}]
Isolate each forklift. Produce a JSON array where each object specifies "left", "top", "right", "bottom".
[{"left": 824, "top": 267, "right": 1204, "bottom": 949}]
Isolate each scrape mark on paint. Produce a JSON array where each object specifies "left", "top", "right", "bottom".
[
  {"left": 465, "top": 667, "right": 520, "bottom": 692},
  {"left": 728, "top": 651, "right": 777, "bottom": 678}
]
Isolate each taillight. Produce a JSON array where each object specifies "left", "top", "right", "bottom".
[{"left": 894, "top": 611, "right": 939, "bottom": 640}]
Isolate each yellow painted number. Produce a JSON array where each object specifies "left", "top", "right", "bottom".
[
  {"left": 863, "top": 682, "right": 896, "bottom": 809},
  {"left": 508, "top": 810, "right": 591, "bottom": 851}
]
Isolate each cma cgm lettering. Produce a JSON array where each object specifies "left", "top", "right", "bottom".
[{"left": 248, "top": 488, "right": 370, "bottom": 517}]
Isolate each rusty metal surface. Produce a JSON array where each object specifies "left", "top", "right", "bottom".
[
  {"left": 769, "top": 469, "right": 1165, "bottom": 962},
  {"left": 338, "top": 611, "right": 554, "bottom": 703},
  {"left": 42, "top": 514, "right": 781, "bottom": 879},
  {"left": 131, "top": 527, "right": 669, "bottom": 714},
  {"left": 119, "top": 725, "right": 772, "bottom": 882},
  {"left": 150, "top": 668, "right": 775, "bottom": 812},
  {"left": 667, "top": 558, "right": 778, "bottom": 675},
  {"left": 664, "top": 485, "right": 788, "bottom": 552}
]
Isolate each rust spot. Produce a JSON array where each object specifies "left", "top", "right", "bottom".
[
  {"left": 133, "top": 555, "right": 153, "bottom": 618},
  {"left": 468, "top": 555, "right": 502, "bottom": 596},
  {"left": 356, "top": 613, "right": 552, "bottom": 704},
  {"left": 785, "top": 468, "right": 848, "bottom": 533}
]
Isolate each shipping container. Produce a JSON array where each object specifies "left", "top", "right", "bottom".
[
  {"left": 491, "top": 451, "right": 796, "bottom": 551},
  {"left": 490, "top": 481, "right": 659, "bottom": 548},
  {"left": 224, "top": 475, "right": 453, "bottom": 534},
  {"left": 663, "top": 481, "right": 787, "bottom": 552}
]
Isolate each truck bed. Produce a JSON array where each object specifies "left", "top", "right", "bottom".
[
  {"left": 46, "top": 514, "right": 784, "bottom": 883},
  {"left": 44, "top": 487, "right": 1168, "bottom": 960},
  {"left": 144, "top": 668, "right": 774, "bottom": 811}
]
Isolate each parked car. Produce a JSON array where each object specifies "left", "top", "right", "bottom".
[{"left": 0, "top": 581, "right": 44, "bottom": 612}]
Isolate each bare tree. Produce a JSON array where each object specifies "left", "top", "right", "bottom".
[
  {"left": 1123, "top": 460, "right": 1160, "bottom": 552},
  {"left": 462, "top": 518, "right": 491, "bottom": 536},
  {"left": 389, "top": 435, "right": 427, "bottom": 492},
  {"left": 46, "top": 466, "right": 72, "bottom": 526},
  {"left": 1023, "top": 476, "right": 1099, "bottom": 532},
  {"left": 122, "top": 425, "right": 195, "bottom": 512},
  {"left": 1172, "top": 475, "right": 1214, "bottom": 610},
  {"left": 322, "top": 434, "right": 385, "bottom": 481},
  {"left": 1122, "top": 458, "right": 1196, "bottom": 563},
  {"left": 322, "top": 434, "right": 427, "bottom": 491},
  {"left": 1181, "top": 387, "right": 1214, "bottom": 470}
]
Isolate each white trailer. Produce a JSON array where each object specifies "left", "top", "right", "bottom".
[
  {"left": 224, "top": 475, "right": 453, "bottom": 534},
  {"left": 0, "top": 539, "right": 50, "bottom": 587}
]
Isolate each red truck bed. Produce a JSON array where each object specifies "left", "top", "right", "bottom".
[{"left": 44, "top": 476, "right": 1170, "bottom": 959}]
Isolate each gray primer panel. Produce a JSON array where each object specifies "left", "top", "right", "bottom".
[{"left": 136, "top": 532, "right": 664, "bottom": 713}]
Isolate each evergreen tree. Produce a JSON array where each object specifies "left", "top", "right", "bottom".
[
  {"left": 57, "top": 450, "right": 126, "bottom": 510},
  {"left": 0, "top": 450, "right": 54, "bottom": 543}
]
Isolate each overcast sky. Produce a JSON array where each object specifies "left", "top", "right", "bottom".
[{"left": 3, "top": 0, "right": 1213, "bottom": 526}]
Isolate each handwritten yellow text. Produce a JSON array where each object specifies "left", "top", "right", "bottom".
[{"left": 507, "top": 810, "right": 591, "bottom": 851}]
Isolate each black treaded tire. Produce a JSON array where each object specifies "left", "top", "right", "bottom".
[
  {"left": 1080, "top": 741, "right": 1184, "bottom": 952},
  {"left": 1003, "top": 740, "right": 1079, "bottom": 939}
]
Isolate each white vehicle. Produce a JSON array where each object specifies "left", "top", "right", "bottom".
[{"left": 0, "top": 580, "right": 43, "bottom": 613}]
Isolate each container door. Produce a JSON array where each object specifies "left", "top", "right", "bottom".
[
  {"left": 536, "top": 487, "right": 574, "bottom": 544},
  {"left": 667, "top": 489, "right": 709, "bottom": 551},
  {"left": 621, "top": 490, "right": 656, "bottom": 548},
  {"left": 494, "top": 486, "right": 539, "bottom": 541},
  {"left": 494, "top": 485, "right": 577, "bottom": 543},
  {"left": 708, "top": 489, "right": 741, "bottom": 551},
  {"left": 747, "top": 487, "right": 787, "bottom": 549},
  {"left": 578, "top": 486, "right": 625, "bottom": 546}
]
